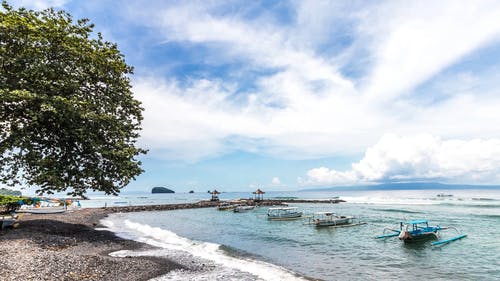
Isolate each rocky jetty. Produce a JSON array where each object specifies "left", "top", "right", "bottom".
[{"left": 102, "top": 198, "right": 344, "bottom": 213}]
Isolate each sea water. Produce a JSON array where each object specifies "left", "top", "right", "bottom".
[{"left": 100, "top": 189, "right": 500, "bottom": 280}]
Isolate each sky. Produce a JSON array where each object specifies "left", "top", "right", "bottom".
[{"left": 11, "top": 0, "right": 500, "bottom": 193}]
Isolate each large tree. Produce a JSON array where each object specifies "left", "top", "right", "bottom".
[{"left": 0, "top": 2, "right": 146, "bottom": 197}]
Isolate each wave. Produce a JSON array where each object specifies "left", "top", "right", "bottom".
[
  {"left": 437, "top": 202, "right": 500, "bottom": 208},
  {"left": 101, "top": 217, "right": 306, "bottom": 281},
  {"left": 375, "top": 208, "right": 423, "bottom": 214},
  {"left": 342, "top": 196, "right": 435, "bottom": 205},
  {"left": 341, "top": 195, "right": 500, "bottom": 208},
  {"left": 471, "top": 198, "right": 498, "bottom": 201},
  {"left": 472, "top": 213, "right": 500, "bottom": 219}
]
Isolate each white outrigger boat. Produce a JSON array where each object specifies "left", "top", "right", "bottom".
[
  {"left": 267, "top": 207, "right": 303, "bottom": 220},
  {"left": 17, "top": 205, "right": 66, "bottom": 214},
  {"left": 233, "top": 205, "right": 255, "bottom": 213},
  {"left": 376, "top": 219, "right": 467, "bottom": 246},
  {"left": 308, "top": 212, "right": 366, "bottom": 228},
  {"left": 0, "top": 214, "right": 18, "bottom": 229},
  {"left": 217, "top": 202, "right": 238, "bottom": 211}
]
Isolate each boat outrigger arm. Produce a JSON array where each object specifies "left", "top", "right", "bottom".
[{"left": 375, "top": 220, "right": 467, "bottom": 246}]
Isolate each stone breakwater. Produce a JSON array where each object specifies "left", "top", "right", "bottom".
[{"left": 102, "top": 198, "right": 345, "bottom": 213}]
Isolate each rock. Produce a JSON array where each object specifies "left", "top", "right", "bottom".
[{"left": 151, "top": 187, "right": 175, "bottom": 194}]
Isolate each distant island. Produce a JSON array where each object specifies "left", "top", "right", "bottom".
[{"left": 151, "top": 187, "right": 175, "bottom": 194}]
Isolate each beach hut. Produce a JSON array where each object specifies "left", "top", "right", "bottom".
[
  {"left": 253, "top": 189, "right": 265, "bottom": 202},
  {"left": 210, "top": 190, "right": 220, "bottom": 201}
]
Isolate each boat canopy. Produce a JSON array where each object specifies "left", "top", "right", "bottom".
[
  {"left": 406, "top": 219, "right": 428, "bottom": 225},
  {"left": 268, "top": 207, "right": 298, "bottom": 211}
]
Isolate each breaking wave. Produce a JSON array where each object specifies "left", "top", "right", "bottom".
[{"left": 100, "top": 216, "right": 306, "bottom": 281}]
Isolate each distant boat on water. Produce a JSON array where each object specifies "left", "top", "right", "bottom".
[
  {"left": 233, "top": 205, "right": 255, "bottom": 212},
  {"left": 436, "top": 193, "right": 453, "bottom": 197},
  {"left": 376, "top": 219, "right": 467, "bottom": 246},
  {"left": 308, "top": 212, "right": 364, "bottom": 227},
  {"left": 267, "top": 207, "right": 303, "bottom": 220},
  {"left": 217, "top": 202, "right": 237, "bottom": 211}
]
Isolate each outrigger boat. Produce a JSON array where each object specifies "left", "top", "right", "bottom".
[
  {"left": 217, "top": 202, "right": 237, "bottom": 211},
  {"left": 307, "top": 212, "right": 366, "bottom": 228},
  {"left": 376, "top": 219, "right": 467, "bottom": 246},
  {"left": 233, "top": 205, "right": 255, "bottom": 213},
  {"left": 267, "top": 207, "right": 303, "bottom": 220},
  {"left": 0, "top": 214, "right": 18, "bottom": 230}
]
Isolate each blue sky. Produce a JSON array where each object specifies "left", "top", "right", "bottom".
[{"left": 12, "top": 1, "right": 500, "bottom": 193}]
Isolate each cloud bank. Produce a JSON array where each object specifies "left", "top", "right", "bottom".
[
  {"left": 304, "top": 134, "right": 500, "bottom": 185},
  {"left": 123, "top": 1, "right": 500, "bottom": 163},
  {"left": 16, "top": 1, "right": 500, "bottom": 187}
]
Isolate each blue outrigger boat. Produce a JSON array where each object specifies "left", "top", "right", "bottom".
[{"left": 376, "top": 220, "right": 467, "bottom": 246}]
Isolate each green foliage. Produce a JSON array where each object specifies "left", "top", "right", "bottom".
[
  {"left": 0, "top": 194, "right": 29, "bottom": 213},
  {"left": 0, "top": 194, "right": 20, "bottom": 205},
  {"left": 0, "top": 2, "right": 146, "bottom": 197}
]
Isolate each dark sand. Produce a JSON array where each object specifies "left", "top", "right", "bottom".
[
  {"left": 0, "top": 199, "right": 334, "bottom": 280},
  {"left": 0, "top": 208, "right": 184, "bottom": 281}
]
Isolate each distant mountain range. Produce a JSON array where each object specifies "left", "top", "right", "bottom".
[
  {"left": 302, "top": 182, "right": 500, "bottom": 192},
  {"left": 0, "top": 188, "right": 22, "bottom": 196}
]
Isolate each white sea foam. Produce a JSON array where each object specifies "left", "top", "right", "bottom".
[
  {"left": 341, "top": 195, "right": 500, "bottom": 207},
  {"left": 101, "top": 216, "right": 306, "bottom": 281},
  {"left": 341, "top": 196, "right": 435, "bottom": 205}
]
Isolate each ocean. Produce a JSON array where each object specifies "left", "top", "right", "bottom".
[{"left": 95, "top": 189, "right": 500, "bottom": 280}]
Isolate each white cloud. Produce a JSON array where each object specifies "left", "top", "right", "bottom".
[
  {"left": 14, "top": 0, "right": 68, "bottom": 10},
  {"left": 271, "top": 177, "right": 281, "bottom": 185},
  {"left": 304, "top": 134, "right": 500, "bottom": 186},
  {"left": 361, "top": 0, "right": 500, "bottom": 101},
  {"left": 122, "top": 1, "right": 500, "bottom": 165}
]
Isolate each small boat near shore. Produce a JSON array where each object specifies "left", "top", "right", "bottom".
[
  {"left": 217, "top": 202, "right": 237, "bottom": 211},
  {"left": 17, "top": 207, "right": 66, "bottom": 214},
  {"left": 267, "top": 207, "right": 303, "bottom": 220},
  {"left": 376, "top": 219, "right": 467, "bottom": 246},
  {"left": 307, "top": 212, "right": 365, "bottom": 228},
  {"left": 0, "top": 214, "right": 17, "bottom": 229},
  {"left": 233, "top": 205, "right": 255, "bottom": 212}
]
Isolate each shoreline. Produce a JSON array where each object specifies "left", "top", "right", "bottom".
[
  {"left": 1, "top": 199, "right": 342, "bottom": 280},
  {"left": 0, "top": 208, "right": 186, "bottom": 281}
]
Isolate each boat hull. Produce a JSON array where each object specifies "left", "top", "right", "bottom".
[
  {"left": 0, "top": 218, "right": 16, "bottom": 229},
  {"left": 18, "top": 208, "right": 66, "bottom": 214},
  {"left": 233, "top": 206, "right": 255, "bottom": 212},
  {"left": 315, "top": 217, "right": 352, "bottom": 227},
  {"left": 267, "top": 212, "right": 303, "bottom": 220},
  {"left": 217, "top": 205, "right": 237, "bottom": 211},
  {"left": 399, "top": 231, "right": 438, "bottom": 243}
]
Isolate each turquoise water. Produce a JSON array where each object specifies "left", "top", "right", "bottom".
[{"left": 101, "top": 189, "right": 500, "bottom": 280}]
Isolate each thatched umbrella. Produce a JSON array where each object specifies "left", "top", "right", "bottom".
[
  {"left": 210, "top": 190, "right": 220, "bottom": 201},
  {"left": 252, "top": 189, "right": 265, "bottom": 201}
]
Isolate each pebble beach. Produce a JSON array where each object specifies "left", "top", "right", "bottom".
[
  {"left": 0, "top": 208, "right": 185, "bottom": 281},
  {"left": 0, "top": 199, "right": 300, "bottom": 281}
]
